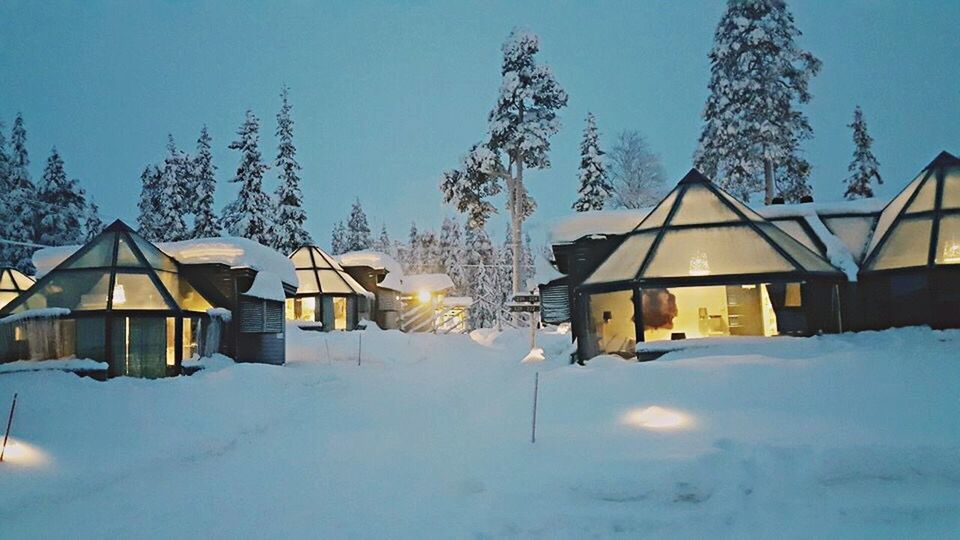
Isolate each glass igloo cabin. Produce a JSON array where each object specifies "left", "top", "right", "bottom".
[
  {"left": 858, "top": 151, "right": 960, "bottom": 328},
  {"left": 0, "top": 221, "right": 220, "bottom": 377},
  {"left": 574, "top": 169, "right": 846, "bottom": 359},
  {"left": 0, "top": 267, "right": 35, "bottom": 310},
  {"left": 287, "top": 246, "right": 371, "bottom": 330}
]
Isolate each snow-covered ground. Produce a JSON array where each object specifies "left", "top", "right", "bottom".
[{"left": 1, "top": 326, "right": 959, "bottom": 538}]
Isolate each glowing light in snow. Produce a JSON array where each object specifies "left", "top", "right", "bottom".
[
  {"left": 112, "top": 284, "right": 126, "bottom": 305},
  {"left": 0, "top": 438, "right": 51, "bottom": 467},
  {"left": 621, "top": 406, "right": 693, "bottom": 430},
  {"left": 688, "top": 251, "right": 711, "bottom": 276},
  {"left": 417, "top": 290, "right": 432, "bottom": 303}
]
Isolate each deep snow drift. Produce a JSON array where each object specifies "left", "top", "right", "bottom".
[{"left": 1, "top": 326, "right": 959, "bottom": 538}]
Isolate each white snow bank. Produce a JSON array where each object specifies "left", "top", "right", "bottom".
[
  {"left": 160, "top": 237, "right": 297, "bottom": 286},
  {"left": 0, "top": 358, "right": 106, "bottom": 374},
  {"left": 181, "top": 353, "right": 235, "bottom": 373},
  {"left": 0, "top": 308, "right": 70, "bottom": 324},
  {"left": 337, "top": 250, "right": 403, "bottom": 275},
  {"left": 241, "top": 271, "right": 286, "bottom": 302}
]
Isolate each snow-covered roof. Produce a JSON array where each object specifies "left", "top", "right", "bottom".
[
  {"left": 756, "top": 197, "right": 887, "bottom": 219},
  {"left": 241, "top": 271, "right": 287, "bottom": 302},
  {"left": 547, "top": 207, "right": 652, "bottom": 245},
  {"left": 395, "top": 273, "right": 455, "bottom": 295},
  {"left": 337, "top": 250, "right": 403, "bottom": 275},
  {"left": 33, "top": 236, "right": 298, "bottom": 287}
]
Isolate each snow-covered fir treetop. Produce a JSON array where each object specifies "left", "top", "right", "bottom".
[
  {"left": 241, "top": 270, "right": 287, "bottom": 302},
  {"left": 336, "top": 250, "right": 403, "bottom": 275},
  {"left": 33, "top": 237, "right": 297, "bottom": 286}
]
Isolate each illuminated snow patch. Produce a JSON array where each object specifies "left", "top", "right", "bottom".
[
  {"left": 0, "top": 438, "right": 51, "bottom": 468},
  {"left": 621, "top": 406, "right": 694, "bottom": 430}
]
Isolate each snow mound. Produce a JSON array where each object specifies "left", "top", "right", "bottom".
[
  {"left": 241, "top": 271, "right": 286, "bottom": 302},
  {"left": 0, "top": 357, "right": 106, "bottom": 374}
]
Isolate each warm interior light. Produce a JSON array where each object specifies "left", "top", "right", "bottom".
[
  {"left": 417, "top": 290, "right": 432, "bottom": 303},
  {"left": 112, "top": 284, "right": 127, "bottom": 305},
  {"left": 688, "top": 251, "right": 711, "bottom": 276},
  {"left": 943, "top": 241, "right": 960, "bottom": 264},
  {"left": 621, "top": 406, "right": 693, "bottom": 430}
]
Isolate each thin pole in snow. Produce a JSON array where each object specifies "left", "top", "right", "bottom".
[
  {"left": 324, "top": 335, "right": 332, "bottom": 364},
  {"left": 531, "top": 372, "right": 539, "bottom": 444},
  {"left": 357, "top": 333, "right": 362, "bottom": 366},
  {"left": 1, "top": 393, "right": 18, "bottom": 463}
]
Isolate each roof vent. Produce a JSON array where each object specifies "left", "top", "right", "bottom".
[{"left": 771, "top": 196, "right": 785, "bottom": 205}]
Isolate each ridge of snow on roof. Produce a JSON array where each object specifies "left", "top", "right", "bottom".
[
  {"left": 547, "top": 207, "right": 653, "bottom": 245},
  {"left": 337, "top": 250, "right": 404, "bottom": 275},
  {"left": 241, "top": 271, "right": 287, "bottom": 302},
  {"left": 396, "top": 273, "right": 455, "bottom": 294},
  {"left": 755, "top": 197, "right": 887, "bottom": 219}
]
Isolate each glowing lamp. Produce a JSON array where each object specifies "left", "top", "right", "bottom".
[
  {"left": 112, "top": 284, "right": 127, "bottom": 305},
  {"left": 688, "top": 251, "right": 711, "bottom": 276},
  {"left": 942, "top": 241, "right": 960, "bottom": 264},
  {"left": 621, "top": 406, "right": 693, "bottom": 430},
  {"left": 417, "top": 290, "right": 432, "bottom": 303}
]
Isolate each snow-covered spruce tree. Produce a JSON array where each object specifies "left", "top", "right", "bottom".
[
  {"left": 222, "top": 110, "right": 276, "bottom": 246},
  {"left": 153, "top": 135, "right": 190, "bottom": 242},
  {"left": 191, "top": 125, "right": 222, "bottom": 238},
  {"left": 83, "top": 200, "right": 105, "bottom": 241},
  {"left": 4, "top": 114, "right": 39, "bottom": 272},
  {"left": 463, "top": 220, "right": 497, "bottom": 328},
  {"left": 137, "top": 165, "right": 163, "bottom": 240},
  {"left": 36, "top": 147, "right": 87, "bottom": 246},
  {"left": 345, "top": 198, "right": 372, "bottom": 252},
  {"left": 439, "top": 217, "right": 466, "bottom": 293},
  {"left": 0, "top": 121, "right": 15, "bottom": 267},
  {"left": 373, "top": 223, "right": 392, "bottom": 254},
  {"left": 273, "top": 86, "right": 312, "bottom": 254},
  {"left": 843, "top": 106, "right": 882, "bottom": 200},
  {"left": 330, "top": 220, "right": 347, "bottom": 255},
  {"left": 418, "top": 230, "right": 441, "bottom": 274},
  {"left": 402, "top": 222, "right": 423, "bottom": 274},
  {"left": 694, "top": 0, "right": 821, "bottom": 203},
  {"left": 441, "top": 28, "right": 567, "bottom": 317},
  {"left": 609, "top": 130, "right": 667, "bottom": 209},
  {"left": 572, "top": 112, "right": 612, "bottom": 212}
]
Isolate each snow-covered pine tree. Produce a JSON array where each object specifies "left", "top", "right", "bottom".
[
  {"left": 609, "top": 130, "right": 667, "bottom": 209},
  {"left": 191, "top": 125, "right": 222, "bottom": 239},
  {"left": 273, "top": 86, "right": 312, "bottom": 254},
  {"left": 345, "top": 198, "right": 372, "bottom": 252},
  {"left": 694, "top": 0, "right": 821, "bottom": 203},
  {"left": 0, "top": 121, "right": 15, "bottom": 267},
  {"left": 152, "top": 135, "right": 190, "bottom": 242},
  {"left": 418, "top": 230, "right": 441, "bottom": 274},
  {"left": 441, "top": 28, "right": 567, "bottom": 312},
  {"left": 439, "top": 217, "right": 466, "bottom": 293},
  {"left": 4, "top": 114, "right": 39, "bottom": 272},
  {"left": 843, "top": 106, "right": 883, "bottom": 200},
  {"left": 373, "top": 223, "right": 391, "bottom": 254},
  {"left": 222, "top": 110, "right": 276, "bottom": 246},
  {"left": 402, "top": 222, "right": 423, "bottom": 274},
  {"left": 83, "top": 200, "right": 105, "bottom": 241},
  {"left": 36, "top": 147, "right": 87, "bottom": 246},
  {"left": 572, "top": 112, "right": 612, "bottom": 212},
  {"left": 330, "top": 221, "right": 347, "bottom": 255},
  {"left": 137, "top": 165, "right": 164, "bottom": 240},
  {"left": 463, "top": 221, "right": 497, "bottom": 329}
]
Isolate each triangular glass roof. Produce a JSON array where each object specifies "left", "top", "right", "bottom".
[
  {"left": 0, "top": 267, "right": 35, "bottom": 293},
  {"left": 584, "top": 169, "right": 843, "bottom": 286},
  {"left": 862, "top": 151, "right": 960, "bottom": 271},
  {"left": 289, "top": 246, "right": 369, "bottom": 296},
  {"left": 0, "top": 220, "right": 213, "bottom": 315}
]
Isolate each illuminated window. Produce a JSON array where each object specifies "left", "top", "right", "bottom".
[
  {"left": 333, "top": 297, "right": 347, "bottom": 330},
  {"left": 641, "top": 284, "right": 778, "bottom": 342}
]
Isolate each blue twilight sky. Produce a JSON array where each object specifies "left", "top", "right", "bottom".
[{"left": 1, "top": 0, "right": 958, "bottom": 249}]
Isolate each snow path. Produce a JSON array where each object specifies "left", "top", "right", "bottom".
[{"left": 1, "top": 327, "right": 959, "bottom": 537}]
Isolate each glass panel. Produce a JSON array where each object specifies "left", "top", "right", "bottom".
[
  {"left": 0, "top": 271, "right": 14, "bottom": 290},
  {"left": 643, "top": 225, "right": 795, "bottom": 278},
  {"left": 904, "top": 175, "right": 937, "bottom": 214},
  {"left": 63, "top": 233, "right": 116, "bottom": 269},
  {"left": 715, "top": 188, "right": 764, "bottom": 221},
  {"left": 935, "top": 214, "right": 960, "bottom": 265},
  {"left": 867, "top": 170, "right": 929, "bottom": 255},
  {"left": 183, "top": 317, "right": 200, "bottom": 360},
  {"left": 586, "top": 289, "right": 636, "bottom": 356},
  {"left": 11, "top": 270, "right": 111, "bottom": 312},
  {"left": 166, "top": 317, "right": 176, "bottom": 366},
  {"left": 75, "top": 317, "right": 106, "bottom": 360},
  {"left": 130, "top": 233, "right": 177, "bottom": 272},
  {"left": 868, "top": 217, "right": 933, "bottom": 270},
  {"left": 113, "top": 272, "right": 172, "bottom": 310},
  {"left": 12, "top": 271, "right": 35, "bottom": 291},
  {"left": 111, "top": 316, "right": 167, "bottom": 378},
  {"left": 285, "top": 297, "right": 316, "bottom": 321},
  {"left": 0, "top": 291, "right": 18, "bottom": 310},
  {"left": 770, "top": 219, "right": 823, "bottom": 255},
  {"left": 822, "top": 216, "right": 877, "bottom": 262},
  {"left": 155, "top": 271, "right": 213, "bottom": 311},
  {"left": 669, "top": 184, "right": 742, "bottom": 226},
  {"left": 583, "top": 232, "right": 658, "bottom": 285},
  {"left": 296, "top": 270, "right": 320, "bottom": 294},
  {"left": 115, "top": 235, "right": 142, "bottom": 267},
  {"left": 318, "top": 269, "right": 353, "bottom": 294},
  {"left": 942, "top": 167, "right": 960, "bottom": 209},
  {"left": 756, "top": 223, "right": 838, "bottom": 272},
  {"left": 333, "top": 297, "right": 347, "bottom": 330},
  {"left": 641, "top": 284, "right": 777, "bottom": 342},
  {"left": 290, "top": 248, "right": 314, "bottom": 268},
  {"left": 635, "top": 190, "right": 677, "bottom": 231},
  {"left": 312, "top": 249, "right": 342, "bottom": 270}
]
